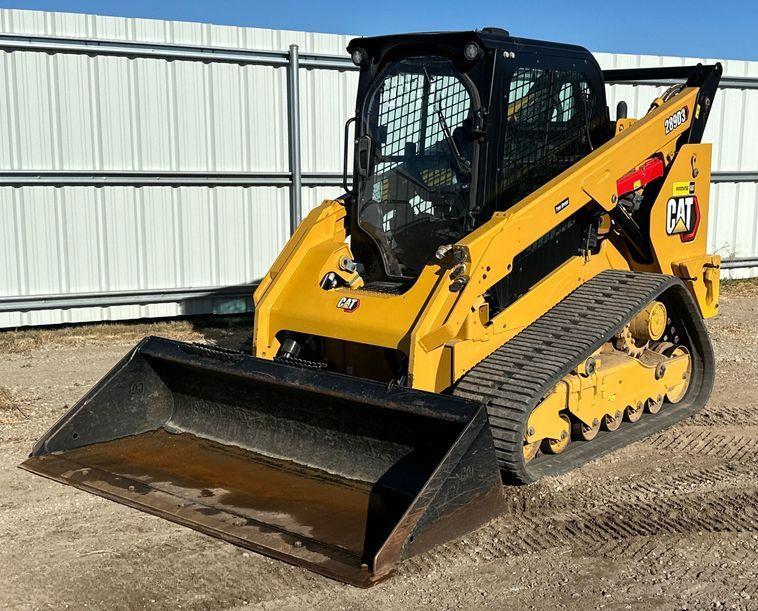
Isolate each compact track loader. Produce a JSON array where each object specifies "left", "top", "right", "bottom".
[{"left": 23, "top": 29, "right": 721, "bottom": 586}]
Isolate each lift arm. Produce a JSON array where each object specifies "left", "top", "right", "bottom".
[{"left": 409, "top": 65, "right": 721, "bottom": 377}]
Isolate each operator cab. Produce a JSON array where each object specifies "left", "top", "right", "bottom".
[{"left": 346, "top": 29, "right": 611, "bottom": 288}]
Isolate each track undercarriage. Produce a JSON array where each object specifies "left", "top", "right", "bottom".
[
  {"left": 455, "top": 270, "right": 715, "bottom": 483},
  {"left": 522, "top": 306, "right": 691, "bottom": 461}
]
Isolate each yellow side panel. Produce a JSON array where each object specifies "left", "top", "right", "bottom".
[
  {"left": 645, "top": 143, "right": 720, "bottom": 317},
  {"left": 252, "top": 198, "right": 444, "bottom": 360},
  {"left": 443, "top": 240, "right": 630, "bottom": 388}
]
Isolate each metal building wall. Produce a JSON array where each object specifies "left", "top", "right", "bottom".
[
  {"left": 0, "top": 8, "right": 756, "bottom": 328},
  {"left": 0, "top": 9, "right": 358, "bottom": 327}
]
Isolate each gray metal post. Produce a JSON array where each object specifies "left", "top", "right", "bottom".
[
  {"left": 722, "top": 257, "right": 758, "bottom": 270},
  {"left": 287, "top": 44, "right": 303, "bottom": 235}
]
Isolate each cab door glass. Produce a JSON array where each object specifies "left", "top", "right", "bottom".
[
  {"left": 358, "top": 56, "right": 478, "bottom": 279},
  {"left": 500, "top": 67, "right": 597, "bottom": 209}
]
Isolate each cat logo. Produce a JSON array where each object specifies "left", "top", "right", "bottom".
[
  {"left": 336, "top": 297, "right": 360, "bottom": 312},
  {"left": 666, "top": 196, "right": 700, "bottom": 242}
]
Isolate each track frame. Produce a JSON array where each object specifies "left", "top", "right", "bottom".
[{"left": 454, "top": 270, "right": 715, "bottom": 483}]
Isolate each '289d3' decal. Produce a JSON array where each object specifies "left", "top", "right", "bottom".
[
  {"left": 664, "top": 107, "right": 688, "bottom": 134},
  {"left": 666, "top": 195, "right": 700, "bottom": 242}
]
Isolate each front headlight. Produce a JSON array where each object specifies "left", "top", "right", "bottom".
[
  {"left": 351, "top": 47, "right": 368, "bottom": 66},
  {"left": 463, "top": 41, "right": 481, "bottom": 62}
]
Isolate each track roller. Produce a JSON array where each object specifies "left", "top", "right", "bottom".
[
  {"left": 542, "top": 414, "right": 571, "bottom": 454},
  {"left": 646, "top": 394, "right": 664, "bottom": 414},
  {"left": 656, "top": 344, "right": 692, "bottom": 403},
  {"left": 523, "top": 441, "right": 540, "bottom": 463},
  {"left": 603, "top": 410, "right": 624, "bottom": 431},
  {"left": 573, "top": 417, "right": 601, "bottom": 441},
  {"left": 626, "top": 401, "right": 644, "bottom": 423}
]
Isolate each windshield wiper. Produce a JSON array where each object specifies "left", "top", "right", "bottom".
[{"left": 423, "top": 68, "right": 472, "bottom": 180}]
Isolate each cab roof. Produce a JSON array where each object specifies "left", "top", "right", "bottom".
[{"left": 347, "top": 29, "right": 593, "bottom": 61}]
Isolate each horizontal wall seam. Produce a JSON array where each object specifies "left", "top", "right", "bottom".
[
  {"left": 721, "top": 257, "right": 758, "bottom": 270},
  {"left": 0, "top": 170, "right": 753, "bottom": 186},
  {"left": 0, "top": 171, "right": 346, "bottom": 186},
  {"left": 0, "top": 33, "right": 357, "bottom": 70},
  {"left": 0, "top": 284, "right": 258, "bottom": 312}
]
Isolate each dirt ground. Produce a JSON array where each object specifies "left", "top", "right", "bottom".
[{"left": 1, "top": 283, "right": 757, "bottom": 610}]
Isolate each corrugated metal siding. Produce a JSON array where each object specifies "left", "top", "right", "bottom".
[
  {"left": 0, "top": 185, "right": 293, "bottom": 327},
  {"left": 0, "top": 8, "right": 755, "bottom": 328},
  {"left": 0, "top": 9, "right": 357, "bottom": 327}
]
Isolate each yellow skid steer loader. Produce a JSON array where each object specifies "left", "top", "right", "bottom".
[{"left": 22, "top": 28, "right": 720, "bottom": 586}]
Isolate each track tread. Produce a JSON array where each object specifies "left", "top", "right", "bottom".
[{"left": 453, "top": 270, "right": 715, "bottom": 484}]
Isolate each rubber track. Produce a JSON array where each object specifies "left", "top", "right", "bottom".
[{"left": 454, "top": 269, "right": 714, "bottom": 484}]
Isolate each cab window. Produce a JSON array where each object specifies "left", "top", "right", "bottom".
[{"left": 500, "top": 67, "right": 597, "bottom": 208}]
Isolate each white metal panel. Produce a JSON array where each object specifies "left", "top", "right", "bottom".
[
  {"left": 0, "top": 8, "right": 355, "bottom": 327},
  {"left": 300, "top": 66, "right": 360, "bottom": 174},
  {"left": 597, "top": 52, "right": 758, "bottom": 172},
  {"left": 0, "top": 6, "right": 355, "bottom": 176},
  {"left": 0, "top": 8, "right": 756, "bottom": 329},
  {"left": 0, "top": 184, "right": 291, "bottom": 327},
  {"left": 709, "top": 181, "right": 758, "bottom": 279},
  {"left": 0, "top": 48, "right": 293, "bottom": 173}
]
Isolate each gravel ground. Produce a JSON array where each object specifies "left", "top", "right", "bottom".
[{"left": 1, "top": 283, "right": 757, "bottom": 610}]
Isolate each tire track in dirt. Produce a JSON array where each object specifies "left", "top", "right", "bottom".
[
  {"left": 589, "top": 534, "right": 758, "bottom": 601},
  {"left": 648, "top": 427, "right": 758, "bottom": 459},
  {"left": 402, "top": 460, "right": 758, "bottom": 579},
  {"left": 505, "top": 458, "right": 757, "bottom": 516},
  {"left": 690, "top": 402, "right": 758, "bottom": 426}
]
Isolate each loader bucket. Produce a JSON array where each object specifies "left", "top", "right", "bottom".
[{"left": 21, "top": 337, "right": 505, "bottom": 586}]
